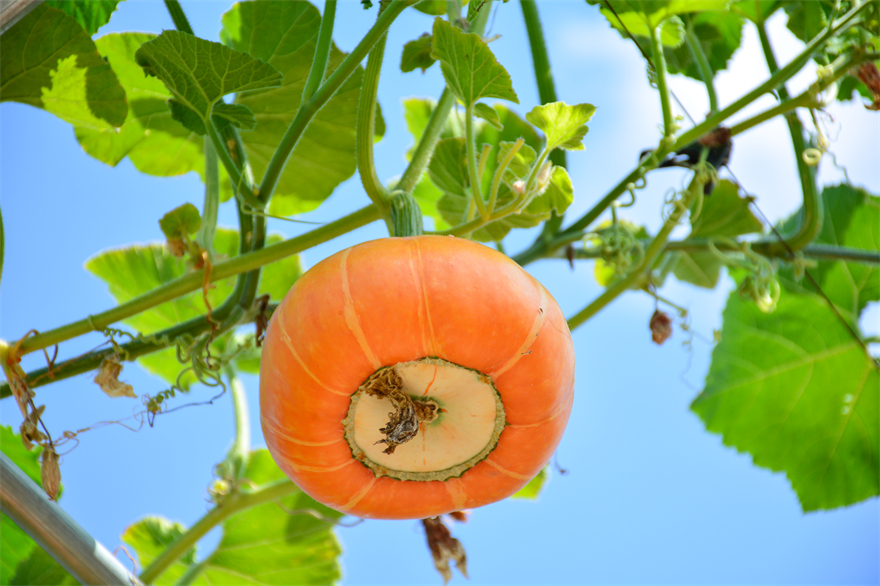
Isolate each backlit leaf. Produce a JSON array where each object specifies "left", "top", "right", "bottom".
[
  {"left": 0, "top": 4, "right": 127, "bottom": 128},
  {"left": 512, "top": 467, "right": 547, "bottom": 500},
  {"left": 428, "top": 138, "right": 469, "bottom": 197},
  {"left": 44, "top": 0, "right": 121, "bottom": 34},
  {"left": 134, "top": 31, "right": 281, "bottom": 128},
  {"left": 663, "top": 11, "right": 744, "bottom": 81},
  {"left": 672, "top": 180, "right": 763, "bottom": 288},
  {"left": 692, "top": 288, "right": 879, "bottom": 511},
  {"left": 158, "top": 203, "right": 201, "bottom": 240},
  {"left": 525, "top": 102, "right": 596, "bottom": 152},
  {"left": 401, "top": 33, "right": 436, "bottom": 73},
  {"left": 125, "top": 450, "right": 342, "bottom": 586},
  {"left": 431, "top": 18, "right": 518, "bottom": 107},
  {"left": 473, "top": 102, "right": 503, "bottom": 130},
  {"left": 778, "top": 184, "right": 879, "bottom": 320},
  {"left": 9, "top": 548, "right": 77, "bottom": 586},
  {"left": 220, "top": 0, "right": 379, "bottom": 215},
  {"left": 122, "top": 518, "right": 196, "bottom": 586},
  {"left": 85, "top": 229, "right": 300, "bottom": 384},
  {"left": 73, "top": 33, "right": 210, "bottom": 182}
]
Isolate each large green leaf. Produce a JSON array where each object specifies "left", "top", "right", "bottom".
[
  {"left": 44, "top": 0, "right": 121, "bottom": 34},
  {"left": 693, "top": 288, "right": 879, "bottom": 511},
  {"left": 591, "top": 1, "right": 730, "bottom": 49},
  {"left": 73, "top": 33, "right": 210, "bottom": 181},
  {"left": 778, "top": 184, "right": 879, "bottom": 320},
  {"left": 125, "top": 450, "right": 342, "bottom": 586},
  {"left": 85, "top": 229, "right": 300, "bottom": 384},
  {"left": 220, "top": 1, "right": 380, "bottom": 216},
  {"left": 0, "top": 4, "right": 127, "bottom": 129},
  {"left": 671, "top": 180, "right": 763, "bottom": 288},
  {"left": 134, "top": 31, "right": 281, "bottom": 135},
  {"left": 122, "top": 518, "right": 195, "bottom": 586},
  {"left": 664, "top": 11, "right": 744, "bottom": 81},
  {"left": 9, "top": 548, "right": 78, "bottom": 586},
  {"left": 430, "top": 17, "right": 518, "bottom": 107}
]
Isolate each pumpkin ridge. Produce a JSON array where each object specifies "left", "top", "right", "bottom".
[
  {"left": 412, "top": 238, "right": 442, "bottom": 357},
  {"left": 445, "top": 477, "right": 468, "bottom": 510},
  {"left": 339, "top": 477, "right": 377, "bottom": 511},
  {"left": 261, "top": 418, "right": 343, "bottom": 447},
  {"left": 506, "top": 385, "right": 574, "bottom": 429},
  {"left": 275, "top": 304, "right": 351, "bottom": 398},
  {"left": 484, "top": 458, "right": 532, "bottom": 480},
  {"left": 406, "top": 239, "right": 432, "bottom": 357},
  {"left": 490, "top": 284, "right": 548, "bottom": 378},
  {"left": 340, "top": 247, "right": 382, "bottom": 370}
]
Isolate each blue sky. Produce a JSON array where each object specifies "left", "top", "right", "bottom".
[{"left": 1, "top": 1, "right": 878, "bottom": 584}]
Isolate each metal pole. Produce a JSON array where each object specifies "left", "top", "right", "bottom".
[
  {"left": 0, "top": 452, "right": 141, "bottom": 586},
  {"left": 0, "top": 0, "right": 42, "bottom": 35}
]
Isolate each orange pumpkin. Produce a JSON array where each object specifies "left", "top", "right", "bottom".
[{"left": 260, "top": 236, "right": 574, "bottom": 520}]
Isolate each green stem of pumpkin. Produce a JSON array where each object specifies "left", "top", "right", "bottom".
[
  {"left": 756, "top": 20, "right": 821, "bottom": 255},
  {"left": 520, "top": 0, "right": 566, "bottom": 240},
  {"left": 197, "top": 136, "right": 220, "bottom": 254},
  {"left": 163, "top": 0, "right": 194, "bottom": 35},
  {"left": 649, "top": 23, "right": 674, "bottom": 138},
  {"left": 258, "top": 0, "right": 416, "bottom": 207},
  {"left": 12, "top": 206, "right": 381, "bottom": 358},
  {"left": 465, "top": 103, "right": 489, "bottom": 220},
  {"left": 684, "top": 16, "right": 718, "bottom": 114},
  {"left": 356, "top": 3, "right": 392, "bottom": 219},
  {"left": 302, "top": 0, "right": 337, "bottom": 105}
]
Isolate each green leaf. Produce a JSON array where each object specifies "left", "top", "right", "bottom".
[
  {"left": 401, "top": 33, "right": 436, "bottom": 73},
  {"left": 671, "top": 180, "right": 763, "bottom": 288},
  {"left": 473, "top": 102, "right": 503, "bottom": 130},
  {"left": 134, "top": 30, "right": 281, "bottom": 132},
  {"left": 122, "top": 517, "right": 195, "bottom": 586},
  {"left": 0, "top": 4, "right": 127, "bottom": 128},
  {"left": 9, "top": 548, "right": 78, "bottom": 586},
  {"left": 85, "top": 229, "right": 238, "bottom": 385},
  {"left": 127, "top": 451, "right": 343, "bottom": 586},
  {"left": 664, "top": 11, "right": 744, "bottom": 81},
  {"left": 414, "top": 0, "right": 467, "bottom": 16},
  {"left": 220, "top": 1, "right": 378, "bottom": 216},
  {"left": 783, "top": 0, "right": 833, "bottom": 44},
  {"left": 525, "top": 102, "right": 596, "bottom": 152},
  {"left": 428, "top": 138, "right": 470, "bottom": 197},
  {"left": 430, "top": 18, "right": 518, "bottom": 107},
  {"left": 159, "top": 204, "right": 201, "bottom": 240},
  {"left": 689, "top": 180, "right": 763, "bottom": 238},
  {"left": 779, "top": 185, "right": 879, "bottom": 320},
  {"left": 730, "top": 0, "right": 780, "bottom": 23},
  {"left": 512, "top": 467, "right": 548, "bottom": 500},
  {"left": 593, "top": 1, "right": 730, "bottom": 47},
  {"left": 73, "top": 33, "right": 213, "bottom": 183},
  {"left": 44, "top": 0, "right": 121, "bottom": 34},
  {"left": 692, "top": 288, "right": 880, "bottom": 512},
  {"left": 85, "top": 229, "right": 300, "bottom": 385},
  {"left": 411, "top": 175, "right": 450, "bottom": 231}
]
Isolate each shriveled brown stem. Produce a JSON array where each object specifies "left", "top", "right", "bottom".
[{"left": 361, "top": 368, "right": 438, "bottom": 454}]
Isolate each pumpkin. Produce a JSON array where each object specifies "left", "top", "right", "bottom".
[{"left": 259, "top": 235, "right": 574, "bottom": 520}]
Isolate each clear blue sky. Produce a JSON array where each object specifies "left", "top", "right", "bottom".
[{"left": 1, "top": 1, "right": 878, "bottom": 584}]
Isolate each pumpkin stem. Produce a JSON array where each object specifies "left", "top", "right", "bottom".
[
  {"left": 390, "top": 192, "right": 424, "bottom": 237},
  {"left": 361, "top": 367, "right": 438, "bottom": 454}
]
